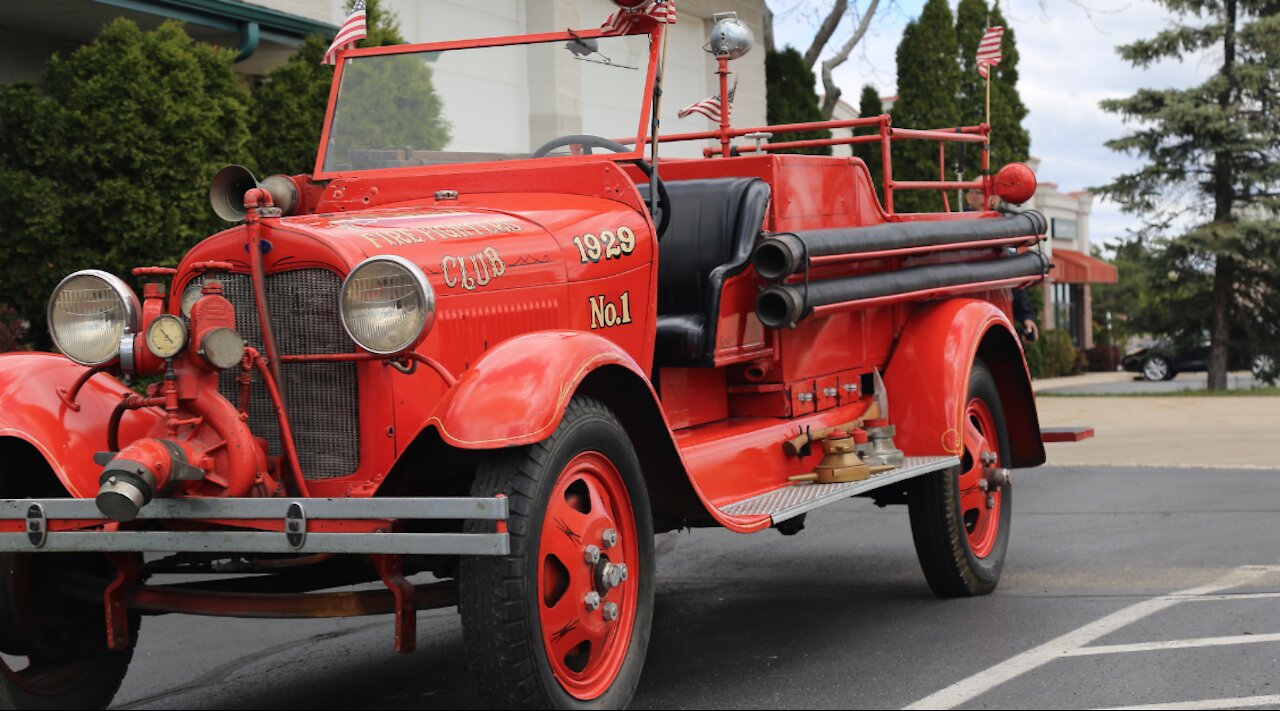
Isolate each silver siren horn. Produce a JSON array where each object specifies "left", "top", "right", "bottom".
[
  {"left": 209, "top": 164, "right": 300, "bottom": 222},
  {"left": 707, "top": 12, "right": 754, "bottom": 60}
]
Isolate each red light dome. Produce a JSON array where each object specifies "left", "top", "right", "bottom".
[{"left": 992, "top": 162, "right": 1037, "bottom": 205}]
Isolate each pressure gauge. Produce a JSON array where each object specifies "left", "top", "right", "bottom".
[
  {"left": 146, "top": 314, "right": 188, "bottom": 359},
  {"left": 180, "top": 279, "right": 203, "bottom": 317}
]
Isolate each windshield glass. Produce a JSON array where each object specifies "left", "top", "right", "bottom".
[{"left": 320, "top": 33, "right": 653, "bottom": 173}]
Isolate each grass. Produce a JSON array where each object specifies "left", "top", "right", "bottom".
[{"left": 1038, "top": 386, "right": 1280, "bottom": 397}]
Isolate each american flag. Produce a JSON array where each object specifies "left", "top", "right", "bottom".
[
  {"left": 323, "top": 0, "right": 368, "bottom": 65},
  {"left": 976, "top": 26, "right": 1004, "bottom": 79},
  {"left": 601, "top": 0, "right": 677, "bottom": 36},
  {"left": 678, "top": 82, "right": 735, "bottom": 123}
]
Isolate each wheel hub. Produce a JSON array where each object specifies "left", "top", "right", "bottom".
[{"left": 536, "top": 452, "right": 640, "bottom": 700}]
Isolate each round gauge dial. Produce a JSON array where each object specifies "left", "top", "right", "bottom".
[
  {"left": 145, "top": 314, "right": 188, "bottom": 359},
  {"left": 180, "top": 279, "right": 203, "bottom": 317}
]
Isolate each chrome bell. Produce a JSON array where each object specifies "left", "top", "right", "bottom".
[{"left": 707, "top": 12, "right": 754, "bottom": 60}]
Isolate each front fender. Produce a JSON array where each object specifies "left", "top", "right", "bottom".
[
  {"left": 0, "top": 352, "right": 163, "bottom": 497},
  {"left": 424, "top": 331, "right": 650, "bottom": 449},
  {"left": 884, "top": 299, "right": 1045, "bottom": 468}
]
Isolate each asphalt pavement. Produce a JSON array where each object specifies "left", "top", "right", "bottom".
[{"left": 110, "top": 465, "right": 1280, "bottom": 710}]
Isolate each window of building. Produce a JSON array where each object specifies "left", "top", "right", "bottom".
[
  {"left": 1052, "top": 218, "right": 1078, "bottom": 241},
  {"left": 1052, "top": 282, "right": 1086, "bottom": 346}
]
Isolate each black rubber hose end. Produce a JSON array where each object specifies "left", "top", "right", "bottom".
[{"left": 756, "top": 285, "right": 805, "bottom": 329}]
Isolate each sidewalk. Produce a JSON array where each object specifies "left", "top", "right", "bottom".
[
  {"left": 1032, "top": 371, "right": 1132, "bottom": 392},
  {"left": 1036, "top": 395, "right": 1280, "bottom": 469}
]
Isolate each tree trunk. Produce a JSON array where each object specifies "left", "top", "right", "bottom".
[
  {"left": 1207, "top": 0, "right": 1237, "bottom": 391},
  {"left": 1208, "top": 257, "right": 1233, "bottom": 390}
]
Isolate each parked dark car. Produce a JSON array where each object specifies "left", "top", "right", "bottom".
[{"left": 1123, "top": 340, "right": 1276, "bottom": 382}]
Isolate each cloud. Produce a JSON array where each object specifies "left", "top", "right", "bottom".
[{"left": 770, "top": 0, "right": 1216, "bottom": 246}]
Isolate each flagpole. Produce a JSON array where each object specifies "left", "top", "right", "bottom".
[
  {"left": 649, "top": 6, "right": 672, "bottom": 225},
  {"left": 651, "top": 10, "right": 672, "bottom": 169},
  {"left": 985, "top": 70, "right": 991, "bottom": 129}
]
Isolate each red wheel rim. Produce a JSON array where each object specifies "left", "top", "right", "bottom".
[
  {"left": 537, "top": 451, "right": 639, "bottom": 700},
  {"left": 958, "top": 397, "right": 1002, "bottom": 558}
]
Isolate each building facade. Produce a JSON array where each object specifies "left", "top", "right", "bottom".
[{"left": 1021, "top": 158, "right": 1117, "bottom": 349}]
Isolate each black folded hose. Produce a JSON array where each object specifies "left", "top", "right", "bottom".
[
  {"left": 756, "top": 251, "right": 1050, "bottom": 328},
  {"left": 753, "top": 211, "right": 1047, "bottom": 281}
]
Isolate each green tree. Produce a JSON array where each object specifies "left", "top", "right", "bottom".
[
  {"left": 248, "top": 0, "right": 431, "bottom": 175},
  {"left": 890, "top": 0, "right": 960, "bottom": 212},
  {"left": 764, "top": 47, "right": 831, "bottom": 155},
  {"left": 852, "top": 84, "right": 884, "bottom": 199},
  {"left": 955, "top": 0, "right": 1029, "bottom": 176},
  {"left": 0, "top": 19, "right": 250, "bottom": 347},
  {"left": 1095, "top": 0, "right": 1280, "bottom": 389}
]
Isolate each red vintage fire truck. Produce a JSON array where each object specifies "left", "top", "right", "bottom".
[{"left": 0, "top": 4, "right": 1087, "bottom": 709}]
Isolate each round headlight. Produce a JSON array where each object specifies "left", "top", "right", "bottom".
[
  {"left": 47, "top": 270, "right": 140, "bottom": 366},
  {"left": 340, "top": 256, "right": 435, "bottom": 355}
]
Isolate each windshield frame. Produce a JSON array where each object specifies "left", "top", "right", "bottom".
[{"left": 313, "top": 26, "right": 660, "bottom": 180}]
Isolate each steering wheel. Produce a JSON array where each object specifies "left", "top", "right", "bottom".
[{"left": 531, "top": 134, "right": 672, "bottom": 238}]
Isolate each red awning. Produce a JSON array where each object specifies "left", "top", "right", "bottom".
[{"left": 1051, "top": 248, "right": 1118, "bottom": 284}]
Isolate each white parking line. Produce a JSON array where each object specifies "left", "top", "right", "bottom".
[
  {"left": 1065, "top": 632, "right": 1280, "bottom": 656},
  {"left": 1101, "top": 694, "right": 1280, "bottom": 710},
  {"left": 1179, "top": 592, "right": 1280, "bottom": 602},
  {"left": 902, "top": 565, "right": 1280, "bottom": 710}
]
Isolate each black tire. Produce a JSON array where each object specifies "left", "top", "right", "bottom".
[
  {"left": 460, "top": 396, "right": 655, "bottom": 709},
  {"left": 0, "top": 554, "right": 137, "bottom": 710},
  {"left": 907, "top": 360, "right": 1012, "bottom": 597}
]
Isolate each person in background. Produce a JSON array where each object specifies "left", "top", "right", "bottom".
[{"left": 965, "top": 189, "right": 1039, "bottom": 343}]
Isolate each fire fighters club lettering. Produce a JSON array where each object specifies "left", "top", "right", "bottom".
[
  {"left": 359, "top": 218, "right": 522, "bottom": 249},
  {"left": 442, "top": 247, "right": 507, "bottom": 291}
]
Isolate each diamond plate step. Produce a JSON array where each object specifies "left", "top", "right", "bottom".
[{"left": 718, "top": 455, "right": 960, "bottom": 523}]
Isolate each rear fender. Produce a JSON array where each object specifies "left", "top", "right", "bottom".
[
  {"left": 884, "top": 299, "right": 1046, "bottom": 468},
  {"left": 0, "top": 352, "right": 163, "bottom": 497}
]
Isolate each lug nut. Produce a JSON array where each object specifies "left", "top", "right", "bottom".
[
  {"left": 986, "top": 494, "right": 996, "bottom": 509},
  {"left": 602, "top": 602, "right": 619, "bottom": 621},
  {"left": 617, "top": 563, "right": 628, "bottom": 582},
  {"left": 584, "top": 544, "right": 601, "bottom": 564},
  {"left": 981, "top": 451, "right": 998, "bottom": 465},
  {"left": 584, "top": 591, "right": 601, "bottom": 611},
  {"left": 979, "top": 478, "right": 989, "bottom": 492},
  {"left": 601, "top": 528, "right": 618, "bottom": 548}
]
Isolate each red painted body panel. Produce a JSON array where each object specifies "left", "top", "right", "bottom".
[
  {"left": 0, "top": 353, "right": 161, "bottom": 497},
  {"left": 882, "top": 298, "right": 1042, "bottom": 463},
  {"left": 423, "top": 331, "right": 647, "bottom": 448}
]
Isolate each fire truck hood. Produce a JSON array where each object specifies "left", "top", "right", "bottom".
[{"left": 269, "top": 192, "right": 645, "bottom": 293}]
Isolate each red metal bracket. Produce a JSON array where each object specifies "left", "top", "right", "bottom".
[
  {"left": 371, "top": 554, "right": 416, "bottom": 654},
  {"left": 103, "top": 553, "right": 141, "bottom": 650},
  {"left": 1041, "top": 426, "right": 1095, "bottom": 443}
]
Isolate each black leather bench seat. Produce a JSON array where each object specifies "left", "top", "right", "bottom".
[{"left": 639, "top": 177, "right": 771, "bottom": 365}]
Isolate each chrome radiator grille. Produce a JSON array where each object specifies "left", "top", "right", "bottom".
[{"left": 206, "top": 270, "right": 360, "bottom": 480}]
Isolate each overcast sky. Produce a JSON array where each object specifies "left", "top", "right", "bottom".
[{"left": 771, "top": 0, "right": 1217, "bottom": 250}]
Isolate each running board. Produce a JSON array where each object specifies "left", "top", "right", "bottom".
[{"left": 718, "top": 455, "right": 959, "bottom": 524}]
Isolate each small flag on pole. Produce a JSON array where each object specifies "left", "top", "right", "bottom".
[
  {"left": 976, "top": 26, "right": 1004, "bottom": 78},
  {"left": 601, "top": 0, "right": 677, "bottom": 36},
  {"left": 678, "top": 82, "right": 735, "bottom": 123},
  {"left": 323, "top": 0, "right": 368, "bottom": 65}
]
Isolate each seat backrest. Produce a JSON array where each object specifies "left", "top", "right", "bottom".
[
  {"left": 639, "top": 177, "right": 771, "bottom": 363},
  {"left": 641, "top": 177, "right": 771, "bottom": 317}
]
